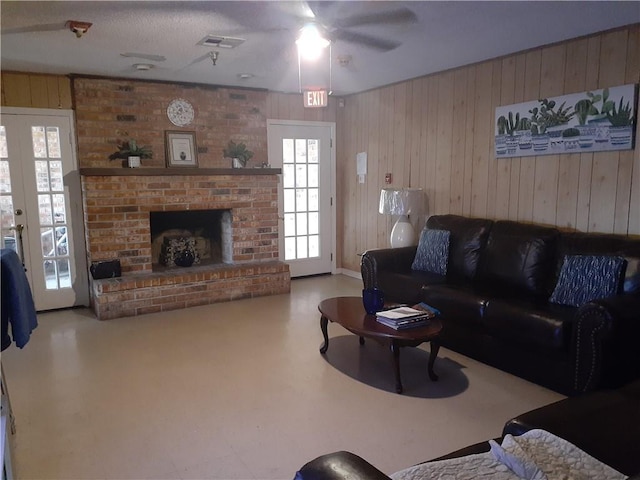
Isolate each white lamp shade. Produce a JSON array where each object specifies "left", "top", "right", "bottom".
[{"left": 379, "top": 188, "right": 424, "bottom": 215}]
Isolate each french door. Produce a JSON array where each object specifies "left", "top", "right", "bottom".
[
  {"left": 0, "top": 109, "right": 88, "bottom": 311},
  {"left": 267, "top": 121, "right": 335, "bottom": 277}
]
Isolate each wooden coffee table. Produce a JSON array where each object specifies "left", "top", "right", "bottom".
[{"left": 318, "top": 296, "right": 443, "bottom": 393}]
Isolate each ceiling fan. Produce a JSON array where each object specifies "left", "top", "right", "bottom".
[
  {"left": 300, "top": 1, "right": 418, "bottom": 52},
  {"left": 2, "top": 20, "right": 92, "bottom": 38},
  {"left": 210, "top": 1, "right": 418, "bottom": 53}
]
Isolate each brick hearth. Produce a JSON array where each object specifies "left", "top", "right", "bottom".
[{"left": 81, "top": 168, "right": 290, "bottom": 320}]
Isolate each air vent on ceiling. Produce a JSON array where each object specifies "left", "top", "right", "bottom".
[{"left": 197, "top": 35, "right": 245, "bottom": 49}]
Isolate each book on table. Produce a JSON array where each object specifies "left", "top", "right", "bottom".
[{"left": 375, "top": 302, "right": 440, "bottom": 329}]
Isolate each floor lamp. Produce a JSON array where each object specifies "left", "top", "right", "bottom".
[{"left": 379, "top": 188, "right": 424, "bottom": 248}]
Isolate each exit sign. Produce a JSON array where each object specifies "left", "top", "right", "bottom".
[{"left": 303, "top": 90, "right": 328, "bottom": 108}]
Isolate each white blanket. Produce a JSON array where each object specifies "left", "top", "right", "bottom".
[{"left": 391, "top": 429, "right": 626, "bottom": 480}]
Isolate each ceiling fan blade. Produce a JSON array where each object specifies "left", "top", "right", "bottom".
[
  {"left": 332, "top": 30, "right": 401, "bottom": 52},
  {"left": 120, "top": 53, "right": 167, "bottom": 62},
  {"left": 334, "top": 8, "right": 417, "bottom": 29},
  {"left": 1, "top": 22, "right": 65, "bottom": 35}
]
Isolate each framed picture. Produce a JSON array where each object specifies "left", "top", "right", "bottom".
[{"left": 165, "top": 131, "right": 198, "bottom": 167}]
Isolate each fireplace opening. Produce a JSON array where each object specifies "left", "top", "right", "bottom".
[{"left": 150, "top": 209, "right": 232, "bottom": 271}]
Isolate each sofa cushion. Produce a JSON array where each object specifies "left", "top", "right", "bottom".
[
  {"left": 478, "top": 221, "right": 559, "bottom": 297},
  {"left": 426, "top": 215, "right": 493, "bottom": 282},
  {"left": 412, "top": 229, "right": 450, "bottom": 275},
  {"left": 550, "top": 255, "right": 626, "bottom": 307},
  {"left": 557, "top": 231, "right": 640, "bottom": 294},
  {"left": 422, "top": 284, "right": 488, "bottom": 326},
  {"left": 483, "top": 298, "right": 575, "bottom": 352},
  {"left": 377, "top": 270, "right": 447, "bottom": 305}
]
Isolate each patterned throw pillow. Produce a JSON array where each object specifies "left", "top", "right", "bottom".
[
  {"left": 411, "top": 229, "right": 450, "bottom": 276},
  {"left": 550, "top": 255, "right": 626, "bottom": 307}
]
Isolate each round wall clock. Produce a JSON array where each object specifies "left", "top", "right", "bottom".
[{"left": 166, "top": 98, "right": 195, "bottom": 127}]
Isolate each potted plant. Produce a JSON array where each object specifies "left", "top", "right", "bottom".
[
  {"left": 497, "top": 112, "right": 520, "bottom": 154},
  {"left": 109, "top": 139, "right": 152, "bottom": 168},
  {"left": 223, "top": 140, "right": 254, "bottom": 168},
  {"left": 607, "top": 97, "right": 634, "bottom": 146}
]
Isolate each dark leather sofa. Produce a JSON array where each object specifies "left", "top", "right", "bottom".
[
  {"left": 294, "top": 380, "right": 640, "bottom": 479},
  {"left": 361, "top": 215, "right": 640, "bottom": 395}
]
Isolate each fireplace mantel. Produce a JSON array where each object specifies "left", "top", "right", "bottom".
[{"left": 80, "top": 168, "right": 281, "bottom": 176}]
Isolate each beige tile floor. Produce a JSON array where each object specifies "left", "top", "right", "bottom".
[{"left": 2, "top": 274, "right": 564, "bottom": 479}]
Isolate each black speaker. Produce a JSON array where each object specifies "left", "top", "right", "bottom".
[{"left": 90, "top": 259, "right": 121, "bottom": 279}]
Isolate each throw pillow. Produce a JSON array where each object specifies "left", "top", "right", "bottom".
[
  {"left": 411, "top": 229, "right": 450, "bottom": 276},
  {"left": 549, "top": 255, "right": 626, "bottom": 307}
]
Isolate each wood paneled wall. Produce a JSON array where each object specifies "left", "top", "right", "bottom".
[
  {"left": 1, "top": 72, "right": 72, "bottom": 109},
  {"left": 338, "top": 25, "right": 640, "bottom": 272}
]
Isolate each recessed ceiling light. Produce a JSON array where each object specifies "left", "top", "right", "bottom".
[
  {"left": 237, "top": 73, "right": 254, "bottom": 80},
  {"left": 134, "top": 63, "right": 154, "bottom": 71}
]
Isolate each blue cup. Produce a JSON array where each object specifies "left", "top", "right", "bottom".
[{"left": 362, "top": 288, "right": 384, "bottom": 314}]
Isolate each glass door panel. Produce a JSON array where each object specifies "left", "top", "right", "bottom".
[
  {"left": 268, "top": 122, "right": 333, "bottom": 277},
  {"left": 1, "top": 111, "right": 88, "bottom": 310}
]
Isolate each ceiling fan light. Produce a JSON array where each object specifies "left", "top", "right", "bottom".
[{"left": 296, "top": 24, "right": 330, "bottom": 61}]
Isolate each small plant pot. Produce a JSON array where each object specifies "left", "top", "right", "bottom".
[
  {"left": 231, "top": 158, "right": 243, "bottom": 168},
  {"left": 127, "top": 156, "right": 141, "bottom": 168},
  {"left": 609, "top": 126, "right": 632, "bottom": 146},
  {"left": 532, "top": 134, "right": 549, "bottom": 152}
]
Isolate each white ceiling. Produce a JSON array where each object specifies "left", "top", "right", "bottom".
[{"left": 1, "top": 1, "right": 639, "bottom": 96}]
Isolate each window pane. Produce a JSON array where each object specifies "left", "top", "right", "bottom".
[
  {"left": 55, "top": 226, "right": 68, "bottom": 256},
  {"left": 309, "top": 212, "right": 319, "bottom": 235},
  {"left": 44, "top": 260, "right": 58, "bottom": 289},
  {"left": 0, "top": 126, "right": 7, "bottom": 158},
  {"left": 284, "top": 237, "right": 296, "bottom": 260},
  {"left": 309, "top": 235, "right": 319, "bottom": 257},
  {"left": 35, "top": 161, "right": 50, "bottom": 192},
  {"left": 0, "top": 196, "right": 15, "bottom": 231},
  {"left": 296, "top": 213, "right": 307, "bottom": 236},
  {"left": 49, "top": 161, "right": 64, "bottom": 191},
  {"left": 283, "top": 164, "right": 295, "bottom": 188},
  {"left": 296, "top": 236, "right": 308, "bottom": 259},
  {"left": 57, "top": 259, "right": 71, "bottom": 288},
  {"left": 41, "top": 227, "right": 55, "bottom": 257},
  {"left": 308, "top": 139, "right": 319, "bottom": 163},
  {"left": 283, "top": 139, "right": 294, "bottom": 163},
  {"left": 38, "top": 194, "right": 53, "bottom": 225},
  {"left": 308, "top": 164, "right": 318, "bottom": 188},
  {"left": 295, "top": 165, "right": 307, "bottom": 187},
  {"left": 32, "top": 126, "right": 47, "bottom": 158},
  {"left": 0, "top": 161, "right": 11, "bottom": 193},
  {"left": 283, "top": 189, "right": 295, "bottom": 213},
  {"left": 52, "top": 194, "right": 66, "bottom": 223},
  {"left": 46, "top": 127, "right": 61, "bottom": 158},
  {"left": 295, "top": 139, "right": 307, "bottom": 163},
  {"left": 295, "top": 188, "right": 307, "bottom": 212},
  {"left": 308, "top": 189, "right": 319, "bottom": 211},
  {"left": 284, "top": 213, "right": 296, "bottom": 237}
]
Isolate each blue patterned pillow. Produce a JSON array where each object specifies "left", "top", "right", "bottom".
[
  {"left": 411, "top": 229, "right": 450, "bottom": 276},
  {"left": 550, "top": 255, "right": 626, "bottom": 307}
]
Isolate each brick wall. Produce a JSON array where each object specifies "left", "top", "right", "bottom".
[{"left": 73, "top": 77, "right": 268, "bottom": 169}]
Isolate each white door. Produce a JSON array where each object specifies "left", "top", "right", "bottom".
[
  {"left": 267, "top": 121, "right": 335, "bottom": 277},
  {"left": 0, "top": 109, "right": 88, "bottom": 311}
]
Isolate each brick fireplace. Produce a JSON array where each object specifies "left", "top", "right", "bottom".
[{"left": 81, "top": 168, "right": 290, "bottom": 320}]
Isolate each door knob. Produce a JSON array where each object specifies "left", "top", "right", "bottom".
[{"left": 14, "top": 208, "right": 23, "bottom": 215}]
